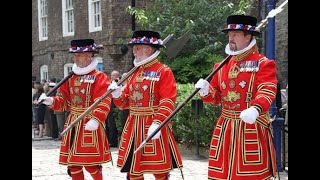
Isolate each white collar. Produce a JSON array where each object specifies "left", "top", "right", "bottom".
[
  {"left": 72, "top": 58, "right": 98, "bottom": 75},
  {"left": 225, "top": 38, "right": 256, "bottom": 56},
  {"left": 133, "top": 50, "right": 160, "bottom": 67}
]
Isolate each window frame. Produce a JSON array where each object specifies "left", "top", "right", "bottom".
[
  {"left": 88, "top": 0, "right": 102, "bottom": 32},
  {"left": 64, "top": 63, "right": 73, "bottom": 77},
  {"left": 62, "top": 0, "right": 75, "bottom": 37},
  {"left": 40, "top": 65, "right": 49, "bottom": 81},
  {"left": 38, "top": 0, "right": 48, "bottom": 41}
]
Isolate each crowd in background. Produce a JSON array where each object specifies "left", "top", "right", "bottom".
[{"left": 32, "top": 78, "right": 69, "bottom": 140}]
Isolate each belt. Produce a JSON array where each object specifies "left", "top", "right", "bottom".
[
  {"left": 221, "top": 108, "right": 270, "bottom": 127},
  {"left": 129, "top": 106, "right": 159, "bottom": 116}
]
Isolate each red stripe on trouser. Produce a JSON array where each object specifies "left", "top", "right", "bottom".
[
  {"left": 127, "top": 173, "right": 168, "bottom": 180},
  {"left": 85, "top": 165, "right": 103, "bottom": 180},
  {"left": 68, "top": 166, "right": 84, "bottom": 180},
  {"left": 154, "top": 173, "right": 169, "bottom": 180},
  {"left": 68, "top": 165, "right": 102, "bottom": 180},
  {"left": 127, "top": 173, "right": 144, "bottom": 180}
]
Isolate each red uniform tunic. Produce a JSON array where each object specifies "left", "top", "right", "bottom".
[
  {"left": 201, "top": 46, "right": 277, "bottom": 180},
  {"left": 50, "top": 69, "right": 112, "bottom": 166},
  {"left": 113, "top": 59, "right": 183, "bottom": 176}
]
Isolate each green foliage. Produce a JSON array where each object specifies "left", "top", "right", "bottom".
[
  {"left": 126, "top": 0, "right": 254, "bottom": 83},
  {"left": 126, "top": 6, "right": 149, "bottom": 28},
  {"left": 168, "top": 49, "right": 223, "bottom": 83},
  {"left": 171, "top": 83, "right": 220, "bottom": 147}
]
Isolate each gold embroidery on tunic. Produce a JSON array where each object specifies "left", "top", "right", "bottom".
[
  {"left": 86, "top": 94, "right": 91, "bottom": 105},
  {"left": 223, "top": 91, "right": 241, "bottom": 102},
  {"left": 246, "top": 92, "right": 252, "bottom": 103},
  {"left": 72, "top": 95, "right": 83, "bottom": 104},
  {"left": 131, "top": 91, "right": 143, "bottom": 102},
  {"left": 136, "top": 72, "right": 144, "bottom": 82},
  {"left": 74, "top": 77, "right": 82, "bottom": 86},
  {"left": 149, "top": 93, "right": 155, "bottom": 102},
  {"left": 221, "top": 81, "right": 226, "bottom": 89},
  {"left": 228, "top": 64, "right": 240, "bottom": 79},
  {"left": 134, "top": 84, "right": 140, "bottom": 90},
  {"left": 74, "top": 87, "right": 80, "bottom": 94},
  {"left": 229, "top": 80, "right": 235, "bottom": 88},
  {"left": 224, "top": 104, "right": 240, "bottom": 109}
]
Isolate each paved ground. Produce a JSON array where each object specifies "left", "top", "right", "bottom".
[{"left": 32, "top": 130, "right": 288, "bottom": 179}]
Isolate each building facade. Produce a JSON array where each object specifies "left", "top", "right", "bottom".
[{"left": 32, "top": 0, "right": 145, "bottom": 81}]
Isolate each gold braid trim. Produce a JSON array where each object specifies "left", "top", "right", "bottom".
[{"left": 234, "top": 44, "right": 258, "bottom": 61}]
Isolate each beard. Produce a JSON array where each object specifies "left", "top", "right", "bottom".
[
  {"left": 75, "top": 59, "right": 91, "bottom": 68},
  {"left": 229, "top": 42, "right": 237, "bottom": 51},
  {"left": 135, "top": 49, "right": 149, "bottom": 62}
]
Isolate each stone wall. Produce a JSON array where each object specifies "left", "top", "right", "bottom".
[{"left": 275, "top": 0, "right": 288, "bottom": 88}]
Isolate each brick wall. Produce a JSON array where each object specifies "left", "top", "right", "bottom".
[{"left": 32, "top": 0, "right": 134, "bottom": 81}]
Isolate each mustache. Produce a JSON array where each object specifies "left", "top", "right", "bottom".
[{"left": 229, "top": 42, "right": 237, "bottom": 51}]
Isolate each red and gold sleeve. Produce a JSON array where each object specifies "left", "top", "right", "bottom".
[
  {"left": 113, "top": 81, "right": 130, "bottom": 110},
  {"left": 91, "top": 73, "right": 112, "bottom": 124},
  {"left": 250, "top": 59, "right": 277, "bottom": 114},
  {"left": 153, "top": 67, "right": 177, "bottom": 124},
  {"left": 201, "top": 63, "right": 221, "bottom": 105},
  {"left": 50, "top": 79, "right": 71, "bottom": 112}
]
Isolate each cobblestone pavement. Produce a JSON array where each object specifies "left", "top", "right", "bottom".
[{"left": 32, "top": 134, "right": 288, "bottom": 179}]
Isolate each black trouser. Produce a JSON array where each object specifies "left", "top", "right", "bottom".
[
  {"left": 106, "top": 114, "right": 118, "bottom": 147},
  {"left": 49, "top": 112, "right": 59, "bottom": 139}
]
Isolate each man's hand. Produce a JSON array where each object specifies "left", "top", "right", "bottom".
[
  {"left": 107, "top": 81, "right": 122, "bottom": 98},
  {"left": 240, "top": 107, "right": 259, "bottom": 124},
  {"left": 38, "top": 93, "right": 53, "bottom": 105},
  {"left": 147, "top": 122, "right": 161, "bottom": 140},
  {"left": 195, "top": 78, "right": 210, "bottom": 97}
]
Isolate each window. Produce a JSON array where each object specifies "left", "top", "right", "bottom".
[
  {"left": 88, "top": 0, "right": 102, "bottom": 32},
  {"left": 64, "top": 63, "right": 73, "bottom": 77},
  {"left": 38, "top": 0, "right": 48, "bottom": 41},
  {"left": 40, "top": 65, "right": 49, "bottom": 81},
  {"left": 62, "top": 0, "right": 74, "bottom": 36}
]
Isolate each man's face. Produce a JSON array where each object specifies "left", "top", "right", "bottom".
[
  {"left": 110, "top": 71, "right": 120, "bottom": 81},
  {"left": 228, "top": 31, "right": 252, "bottom": 51},
  {"left": 73, "top": 52, "right": 92, "bottom": 68},
  {"left": 132, "top": 45, "right": 153, "bottom": 62}
]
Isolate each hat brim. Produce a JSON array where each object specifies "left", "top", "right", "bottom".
[
  {"left": 222, "top": 29, "right": 260, "bottom": 36},
  {"left": 69, "top": 51, "right": 99, "bottom": 54},
  {"left": 128, "top": 43, "right": 166, "bottom": 48}
]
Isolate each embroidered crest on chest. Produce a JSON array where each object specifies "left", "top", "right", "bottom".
[
  {"left": 131, "top": 91, "right": 143, "bottom": 102},
  {"left": 228, "top": 64, "right": 240, "bottom": 79},
  {"left": 223, "top": 91, "right": 241, "bottom": 102},
  {"left": 130, "top": 84, "right": 143, "bottom": 102}
]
